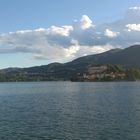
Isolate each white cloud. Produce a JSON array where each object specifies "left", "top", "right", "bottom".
[
  {"left": 34, "top": 28, "right": 47, "bottom": 32},
  {"left": 46, "top": 25, "right": 73, "bottom": 36},
  {"left": 126, "top": 24, "right": 140, "bottom": 32},
  {"left": 64, "top": 45, "right": 80, "bottom": 57},
  {"left": 80, "top": 15, "right": 94, "bottom": 30},
  {"left": 67, "top": 40, "right": 113, "bottom": 58},
  {"left": 104, "top": 29, "right": 119, "bottom": 38},
  {"left": 0, "top": 7, "right": 140, "bottom": 64},
  {"left": 77, "top": 44, "right": 113, "bottom": 56},
  {"left": 32, "top": 44, "right": 79, "bottom": 63},
  {"left": 129, "top": 7, "right": 140, "bottom": 10}
]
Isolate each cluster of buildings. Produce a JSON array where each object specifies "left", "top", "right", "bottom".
[{"left": 77, "top": 65, "right": 126, "bottom": 81}]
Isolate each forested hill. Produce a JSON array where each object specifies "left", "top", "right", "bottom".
[
  {"left": 71, "top": 45, "right": 140, "bottom": 68},
  {"left": 0, "top": 45, "right": 140, "bottom": 81}
]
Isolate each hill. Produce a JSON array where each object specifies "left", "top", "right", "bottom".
[
  {"left": 0, "top": 45, "right": 140, "bottom": 81},
  {"left": 71, "top": 45, "right": 140, "bottom": 68}
]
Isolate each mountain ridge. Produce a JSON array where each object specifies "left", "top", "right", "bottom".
[{"left": 0, "top": 45, "right": 140, "bottom": 81}]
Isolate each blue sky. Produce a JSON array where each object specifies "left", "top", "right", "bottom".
[
  {"left": 0, "top": 0, "right": 140, "bottom": 68},
  {"left": 0, "top": 0, "right": 139, "bottom": 32}
]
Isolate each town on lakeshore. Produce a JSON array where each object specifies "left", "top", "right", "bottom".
[
  {"left": 71, "top": 65, "right": 126, "bottom": 81},
  {"left": 0, "top": 45, "right": 140, "bottom": 82}
]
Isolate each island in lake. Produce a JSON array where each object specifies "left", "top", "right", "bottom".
[{"left": 0, "top": 45, "right": 140, "bottom": 82}]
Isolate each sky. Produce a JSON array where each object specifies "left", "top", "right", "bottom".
[{"left": 0, "top": 0, "right": 140, "bottom": 68}]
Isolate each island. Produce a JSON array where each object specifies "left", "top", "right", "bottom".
[{"left": 0, "top": 45, "right": 140, "bottom": 82}]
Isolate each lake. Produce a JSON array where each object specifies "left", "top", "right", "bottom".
[{"left": 0, "top": 82, "right": 140, "bottom": 140}]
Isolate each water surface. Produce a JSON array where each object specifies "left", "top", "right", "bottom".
[{"left": 0, "top": 82, "right": 140, "bottom": 140}]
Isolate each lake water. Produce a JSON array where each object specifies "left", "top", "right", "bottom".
[{"left": 0, "top": 82, "right": 140, "bottom": 140}]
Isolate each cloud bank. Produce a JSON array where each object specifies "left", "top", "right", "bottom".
[{"left": 0, "top": 7, "right": 140, "bottom": 63}]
